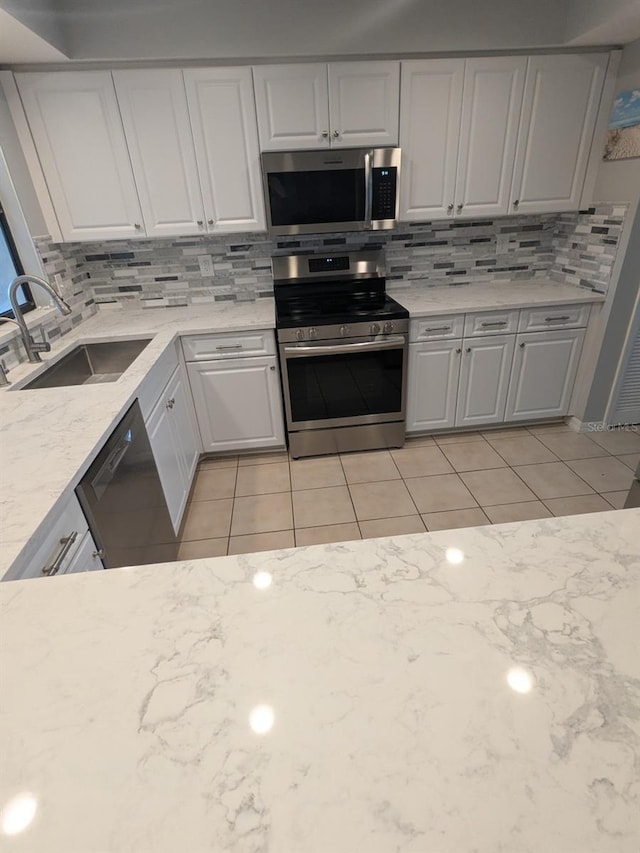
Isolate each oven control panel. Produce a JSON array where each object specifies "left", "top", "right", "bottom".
[{"left": 280, "top": 319, "right": 408, "bottom": 344}]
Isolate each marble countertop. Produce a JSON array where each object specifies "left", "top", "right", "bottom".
[
  {"left": 390, "top": 278, "right": 605, "bottom": 316},
  {"left": 0, "top": 278, "right": 604, "bottom": 579},
  {"left": 1, "top": 508, "right": 638, "bottom": 852}
]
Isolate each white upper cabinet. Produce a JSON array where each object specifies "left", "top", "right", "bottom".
[
  {"left": 455, "top": 57, "right": 526, "bottom": 219},
  {"left": 113, "top": 70, "right": 206, "bottom": 238},
  {"left": 253, "top": 64, "right": 330, "bottom": 150},
  {"left": 510, "top": 54, "right": 608, "bottom": 214},
  {"left": 183, "top": 67, "right": 265, "bottom": 232},
  {"left": 328, "top": 62, "right": 400, "bottom": 148},
  {"left": 16, "top": 71, "right": 144, "bottom": 241},
  {"left": 253, "top": 61, "right": 400, "bottom": 151},
  {"left": 399, "top": 59, "right": 464, "bottom": 221}
]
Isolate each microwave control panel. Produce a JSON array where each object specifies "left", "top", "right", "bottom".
[{"left": 371, "top": 167, "right": 397, "bottom": 220}]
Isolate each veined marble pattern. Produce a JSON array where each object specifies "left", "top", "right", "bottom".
[{"left": 1, "top": 509, "right": 639, "bottom": 852}]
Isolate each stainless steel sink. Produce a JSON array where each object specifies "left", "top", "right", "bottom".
[{"left": 21, "top": 339, "right": 152, "bottom": 390}]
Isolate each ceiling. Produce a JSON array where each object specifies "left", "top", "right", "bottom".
[{"left": 1, "top": 0, "right": 640, "bottom": 64}]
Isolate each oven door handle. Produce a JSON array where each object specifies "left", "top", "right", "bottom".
[{"left": 283, "top": 336, "right": 406, "bottom": 358}]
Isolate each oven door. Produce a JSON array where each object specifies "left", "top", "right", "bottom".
[{"left": 279, "top": 336, "right": 407, "bottom": 431}]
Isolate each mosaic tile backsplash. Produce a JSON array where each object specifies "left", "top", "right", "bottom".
[
  {"left": 35, "top": 206, "right": 624, "bottom": 311},
  {"left": 549, "top": 205, "right": 627, "bottom": 294},
  {"left": 0, "top": 238, "right": 97, "bottom": 372}
]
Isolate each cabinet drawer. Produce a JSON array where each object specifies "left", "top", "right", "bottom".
[
  {"left": 464, "top": 310, "right": 519, "bottom": 337},
  {"left": 11, "top": 494, "right": 90, "bottom": 580},
  {"left": 410, "top": 315, "right": 464, "bottom": 342},
  {"left": 182, "top": 330, "right": 276, "bottom": 361},
  {"left": 518, "top": 304, "right": 591, "bottom": 333}
]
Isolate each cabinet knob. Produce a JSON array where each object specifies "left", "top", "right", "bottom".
[
  {"left": 447, "top": 203, "right": 454, "bottom": 214},
  {"left": 207, "top": 219, "right": 214, "bottom": 226},
  {"left": 456, "top": 348, "right": 462, "bottom": 354},
  {"left": 134, "top": 223, "right": 142, "bottom": 230},
  {"left": 321, "top": 130, "right": 329, "bottom": 138},
  {"left": 333, "top": 130, "right": 340, "bottom": 138},
  {"left": 513, "top": 199, "right": 519, "bottom": 208},
  {"left": 197, "top": 220, "right": 203, "bottom": 227},
  {"left": 457, "top": 204, "right": 463, "bottom": 213},
  {"left": 270, "top": 365, "right": 275, "bottom": 371},
  {"left": 465, "top": 347, "right": 471, "bottom": 353},
  {"left": 520, "top": 342, "right": 525, "bottom": 348}
]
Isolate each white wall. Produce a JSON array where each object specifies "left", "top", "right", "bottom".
[
  {"left": 593, "top": 36, "right": 640, "bottom": 211},
  {"left": 56, "top": 0, "right": 571, "bottom": 61}
]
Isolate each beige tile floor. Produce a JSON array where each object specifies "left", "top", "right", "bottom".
[{"left": 177, "top": 424, "right": 639, "bottom": 558}]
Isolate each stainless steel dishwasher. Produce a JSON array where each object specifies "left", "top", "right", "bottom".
[{"left": 76, "top": 400, "right": 178, "bottom": 568}]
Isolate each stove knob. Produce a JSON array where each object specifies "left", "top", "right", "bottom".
[
  {"left": 295, "top": 328, "right": 305, "bottom": 341},
  {"left": 308, "top": 327, "right": 318, "bottom": 340},
  {"left": 370, "top": 322, "right": 381, "bottom": 335},
  {"left": 383, "top": 321, "right": 394, "bottom": 334},
  {"left": 340, "top": 325, "right": 350, "bottom": 337}
]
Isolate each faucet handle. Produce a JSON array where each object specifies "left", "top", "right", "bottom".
[{"left": 29, "top": 330, "right": 51, "bottom": 354}]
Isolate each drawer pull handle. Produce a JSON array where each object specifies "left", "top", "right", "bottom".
[
  {"left": 424, "top": 325, "right": 451, "bottom": 333},
  {"left": 42, "top": 531, "right": 78, "bottom": 576},
  {"left": 215, "top": 345, "right": 243, "bottom": 351},
  {"left": 544, "top": 315, "right": 571, "bottom": 323},
  {"left": 480, "top": 321, "right": 507, "bottom": 328}
]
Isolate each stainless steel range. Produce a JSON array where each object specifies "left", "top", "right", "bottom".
[{"left": 273, "top": 251, "right": 409, "bottom": 459}]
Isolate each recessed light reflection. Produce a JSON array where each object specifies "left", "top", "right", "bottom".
[
  {"left": 249, "top": 704, "right": 275, "bottom": 735},
  {"left": 507, "top": 666, "right": 534, "bottom": 694},
  {"left": 445, "top": 547, "right": 464, "bottom": 565},
  {"left": 253, "top": 571, "right": 272, "bottom": 590},
  {"left": 1, "top": 792, "right": 37, "bottom": 836}
]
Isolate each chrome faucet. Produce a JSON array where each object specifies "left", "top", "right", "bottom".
[{"left": 8, "top": 275, "right": 72, "bottom": 363}]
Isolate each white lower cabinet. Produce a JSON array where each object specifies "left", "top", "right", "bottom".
[
  {"left": 187, "top": 355, "right": 285, "bottom": 453},
  {"left": 456, "top": 335, "right": 516, "bottom": 427},
  {"left": 146, "top": 365, "right": 199, "bottom": 534},
  {"left": 407, "top": 340, "right": 462, "bottom": 431},
  {"left": 505, "top": 329, "right": 586, "bottom": 421}
]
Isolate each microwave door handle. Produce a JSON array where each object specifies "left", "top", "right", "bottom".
[{"left": 364, "top": 150, "right": 373, "bottom": 228}]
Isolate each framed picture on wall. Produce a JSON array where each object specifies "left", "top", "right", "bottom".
[{"left": 603, "top": 89, "right": 640, "bottom": 160}]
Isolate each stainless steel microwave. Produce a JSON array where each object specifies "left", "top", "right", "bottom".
[{"left": 261, "top": 147, "right": 401, "bottom": 236}]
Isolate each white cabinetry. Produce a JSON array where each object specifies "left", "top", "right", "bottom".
[
  {"left": 406, "top": 305, "right": 590, "bottom": 433},
  {"left": 407, "top": 340, "right": 461, "bottom": 431},
  {"left": 184, "top": 68, "right": 265, "bottom": 233},
  {"left": 455, "top": 57, "right": 526, "bottom": 219},
  {"left": 16, "top": 71, "right": 144, "bottom": 242},
  {"left": 253, "top": 62, "right": 400, "bottom": 151},
  {"left": 509, "top": 54, "right": 608, "bottom": 214},
  {"left": 4, "top": 493, "right": 101, "bottom": 581},
  {"left": 183, "top": 330, "right": 285, "bottom": 453},
  {"left": 505, "top": 329, "right": 586, "bottom": 421},
  {"left": 456, "top": 335, "right": 516, "bottom": 427},
  {"left": 113, "top": 69, "right": 206, "bottom": 237},
  {"left": 146, "top": 364, "right": 200, "bottom": 534},
  {"left": 399, "top": 59, "right": 464, "bottom": 221}
]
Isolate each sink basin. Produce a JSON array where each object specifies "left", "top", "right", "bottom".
[{"left": 21, "top": 339, "right": 152, "bottom": 390}]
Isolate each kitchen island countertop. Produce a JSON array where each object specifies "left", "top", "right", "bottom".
[{"left": 0, "top": 508, "right": 638, "bottom": 852}]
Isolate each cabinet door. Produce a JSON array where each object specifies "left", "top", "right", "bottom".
[
  {"left": 16, "top": 71, "right": 144, "bottom": 241},
  {"left": 509, "top": 54, "right": 608, "bottom": 215},
  {"left": 505, "top": 329, "right": 585, "bottom": 421},
  {"left": 113, "top": 70, "right": 206, "bottom": 237},
  {"left": 456, "top": 335, "right": 515, "bottom": 427},
  {"left": 169, "top": 365, "right": 201, "bottom": 490},
  {"left": 253, "top": 64, "right": 330, "bottom": 151},
  {"left": 184, "top": 68, "right": 265, "bottom": 232},
  {"left": 187, "top": 356, "right": 285, "bottom": 453},
  {"left": 407, "top": 340, "right": 462, "bottom": 433},
  {"left": 399, "top": 60, "right": 464, "bottom": 221},
  {"left": 146, "top": 367, "right": 188, "bottom": 534},
  {"left": 328, "top": 62, "right": 400, "bottom": 148},
  {"left": 455, "top": 57, "right": 526, "bottom": 219}
]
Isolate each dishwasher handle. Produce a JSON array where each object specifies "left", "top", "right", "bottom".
[{"left": 91, "top": 428, "right": 134, "bottom": 499}]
